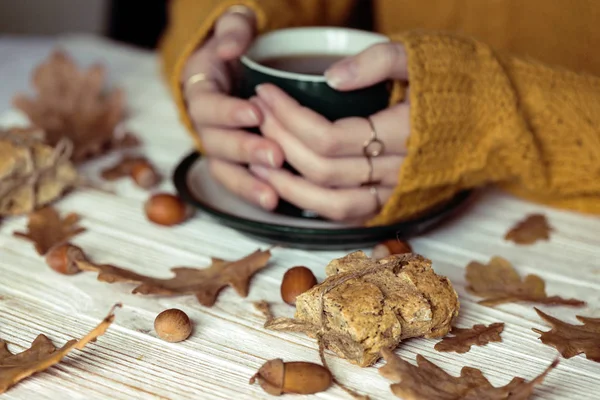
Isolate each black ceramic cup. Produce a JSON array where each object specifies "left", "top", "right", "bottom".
[{"left": 237, "top": 27, "right": 391, "bottom": 219}]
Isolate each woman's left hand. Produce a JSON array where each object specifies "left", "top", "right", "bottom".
[{"left": 249, "top": 42, "right": 410, "bottom": 221}]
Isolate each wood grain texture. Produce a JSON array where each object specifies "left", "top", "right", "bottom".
[{"left": 1, "top": 35, "right": 600, "bottom": 400}]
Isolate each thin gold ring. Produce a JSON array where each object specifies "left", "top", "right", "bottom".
[
  {"left": 184, "top": 72, "right": 210, "bottom": 89},
  {"left": 360, "top": 156, "right": 382, "bottom": 187},
  {"left": 363, "top": 117, "right": 385, "bottom": 157},
  {"left": 369, "top": 186, "right": 382, "bottom": 212}
]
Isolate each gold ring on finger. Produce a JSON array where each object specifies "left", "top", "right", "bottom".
[
  {"left": 363, "top": 117, "right": 385, "bottom": 157},
  {"left": 184, "top": 72, "right": 210, "bottom": 90}
]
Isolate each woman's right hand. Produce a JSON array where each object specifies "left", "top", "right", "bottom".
[{"left": 181, "top": 6, "right": 282, "bottom": 210}]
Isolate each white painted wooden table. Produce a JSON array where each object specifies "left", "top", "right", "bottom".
[{"left": 1, "top": 34, "right": 599, "bottom": 400}]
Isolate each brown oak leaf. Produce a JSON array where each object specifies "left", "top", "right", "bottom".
[
  {"left": 505, "top": 214, "right": 552, "bottom": 245},
  {"left": 532, "top": 307, "right": 600, "bottom": 362},
  {"left": 379, "top": 348, "right": 558, "bottom": 400},
  {"left": 434, "top": 322, "right": 504, "bottom": 353},
  {"left": 76, "top": 248, "right": 272, "bottom": 307},
  {"left": 13, "top": 206, "right": 86, "bottom": 255},
  {"left": 12, "top": 50, "right": 126, "bottom": 163},
  {"left": 466, "top": 256, "right": 585, "bottom": 307},
  {"left": 0, "top": 304, "right": 119, "bottom": 394}
]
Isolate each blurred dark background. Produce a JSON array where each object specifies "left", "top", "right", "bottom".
[
  {"left": 107, "top": 1, "right": 373, "bottom": 49},
  {"left": 0, "top": 0, "right": 372, "bottom": 49},
  {"left": 107, "top": 1, "right": 168, "bottom": 49}
]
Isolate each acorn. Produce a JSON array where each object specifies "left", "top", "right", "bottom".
[
  {"left": 154, "top": 308, "right": 192, "bottom": 342},
  {"left": 144, "top": 193, "right": 188, "bottom": 226},
  {"left": 249, "top": 358, "right": 332, "bottom": 395},
  {"left": 280, "top": 266, "right": 318, "bottom": 306},
  {"left": 45, "top": 243, "right": 86, "bottom": 275},
  {"left": 372, "top": 239, "right": 413, "bottom": 260},
  {"left": 130, "top": 160, "right": 160, "bottom": 189}
]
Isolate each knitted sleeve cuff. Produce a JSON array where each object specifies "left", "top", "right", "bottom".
[
  {"left": 368, "top": 31, "right": 540, "bottom": 226},
  {"left": 369, "top": 30, "right": 600, "bottom": 225}
]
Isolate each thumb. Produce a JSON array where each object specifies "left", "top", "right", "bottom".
[
  {"left": 214, "top": 8, "right": 256, "bottom": 60},
  {"left": 325, "top": 42, "right": 408, "bottom": 91}
]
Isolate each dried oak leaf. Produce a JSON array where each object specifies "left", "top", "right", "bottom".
[
  {"left": 0, "top": 304, "right": 119, "bottom": 394},
  {"left": 379, "top": 348, "right": 558, "bottom": 400},
  {"left": 466, "top": 256, "right": 585, "bottom": 307},
  {"left": 0, "top": 127, "right": 77, "bottom": 216},
  {"left": 12, "top": 49, "right": 126, "bottom": 163},
  {"left": 505, "top": 214, "right": 552, "bottom": 245},
  {"left": 13, "top": 206, "right": 86, "bottom": 255},
  {"left": 532, "top": 307, "right": 600, "bottom": 362},
  {"left": 434, "top": 322, "right": 504, "bottom": 353},
  {"left": 76, "top": 248, "right": 272, "bottom": 307}
]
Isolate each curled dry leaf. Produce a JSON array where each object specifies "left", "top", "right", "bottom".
[
  {"left": 265, "top": 251, "right": 459, "bottom": 367},
  {"left": 505, "top": 214, "right": 552, "bottom": 245},
  {"left": 466, "top": 256, "right": 585, "bottom": 307},
  {"left": 0, "top": 127, "right": 77, "bottom": 216},
  {"left": 0, "top": 304, "right": 120, "bottom": 394},
  {"left": 434, "top": 322, "right": 504, "bottom": 353},
  {"left": 12, "top": 50, "right": 127, "bottom": 162},
  {"left": 76, "top": 248, "right": 272, "bottom": 307},
  {"left": 13, "top": 206, "right": 86, "bottom": 255},
  {"left": 532, "top": 307, "right": 600, "bottom": 362},
  {"left": 379, "top": 348, "right": 558, "bottom": 400}
]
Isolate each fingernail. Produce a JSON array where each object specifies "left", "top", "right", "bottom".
[
  {"left": 325, "top": 60, "right": 357, "bottom": 88},
  {"left": 255, "top": 84, "right": 272, "bottom": 103},
  {"left": 254, "top": 149, "right": 276, "bottom": 167},
  {"left": 259, "top": 192, "right": 272, "bottom": 209},
  {"left": 235, "top": 108, "right": 259, "bottom": 125},
  {"left": 251, "top": 165, "right": 271, "bottom": 180}
]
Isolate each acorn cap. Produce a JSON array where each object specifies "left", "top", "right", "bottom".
[{"left": 249, "top": 358, "right": 285, "bottom": 395}]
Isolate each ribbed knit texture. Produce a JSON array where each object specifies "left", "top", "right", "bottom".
[{"left": 158, "top": 0, "right": 600, "bottom": 226}]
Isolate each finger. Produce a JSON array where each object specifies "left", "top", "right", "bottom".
[
  {"left": 208, "top": 159, "right": 278, "bottom": 210},
  {"left": 188, "top": 91, "right": 261, "bottom": 128},
  {"left": 255, "top": 85, "right": 409, "bottom": 156},
  {"left": 253, "top": 96, "right": 403, "bottom": 187},
  {"left": 181, "top": 35, "right": 231, "bottom": 94},
  {"left": 199, "top": 127, "right": 284, "bottom": 167},
  {"left": 250, "top": 166, "right": 393, "bottom": 221},
  {"left": 214, "top": 9, "right": 255, "bottom": 60},
  {"left": 314, "top": 155, "right": 403, "bottom": 188},
  {"left": 325, "top": 42, "right": 408, "bottom": 90}
]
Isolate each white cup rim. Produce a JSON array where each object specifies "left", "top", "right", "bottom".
[{"left": 240, "top": 27, "right": 389, "bottom": 82}]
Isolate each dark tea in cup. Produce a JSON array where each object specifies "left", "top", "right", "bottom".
[{"left": 259, "top": 54, "right": 347, "bottom": 75}]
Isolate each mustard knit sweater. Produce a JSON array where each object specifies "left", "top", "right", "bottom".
[{"left": 158, "top": 0, "right": 600, "bottom": 226}]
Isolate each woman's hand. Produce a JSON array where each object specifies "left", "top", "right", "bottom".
[
  {"left": 250, "top": 42, "right": 410, "bottom": 221},
  {"left": 181, "top": 6, "right": 283, "bottom": 209}
]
